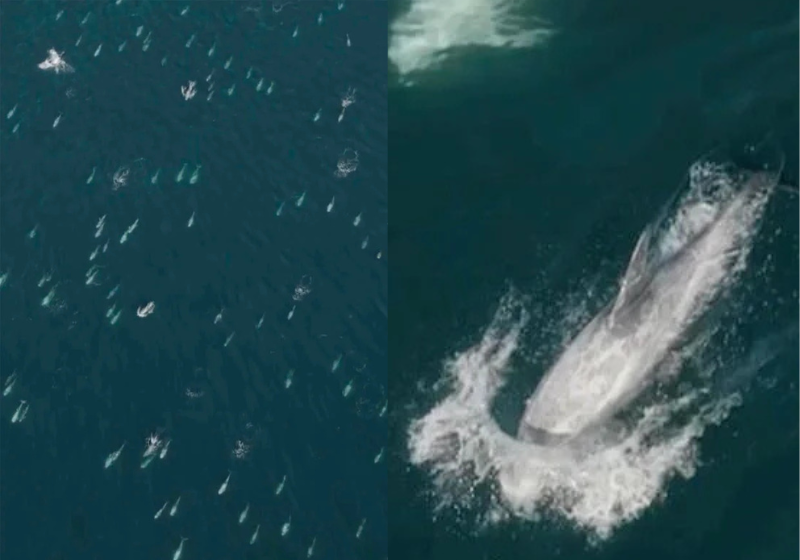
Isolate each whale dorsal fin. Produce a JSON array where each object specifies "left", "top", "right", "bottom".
[{"left": 610, "top": 226, "right": 653, "bottom": 319}]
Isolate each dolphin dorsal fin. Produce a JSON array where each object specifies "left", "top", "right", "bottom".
[{"left": 611, "top": 226, "right": 653, "bottom": 319}]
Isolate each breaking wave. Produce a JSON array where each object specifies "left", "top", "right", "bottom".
[
  {"left": 389, "top": 0, "right": 553, "bottom": 83},
  {"left": 407, "top": 150, "right": 787, "bottom": 540}
]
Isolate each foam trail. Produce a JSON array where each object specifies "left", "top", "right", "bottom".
[
  {"left": 408, "top": 152, "right": 782, "bottom": 540},
  {"left": 389, "top": 0, "right": 553, "bottom": 82}
]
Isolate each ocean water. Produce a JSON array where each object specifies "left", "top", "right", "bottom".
[
  {"left": 389, "top": 0, "right": 798, "bottom": 559},
  {"left": 0, "top": 2, "right": 386, "bottom": 560}
]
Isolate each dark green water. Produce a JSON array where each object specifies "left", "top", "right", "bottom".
[{"left": 389, "top": 0, "right": 798, "bottom": 558}]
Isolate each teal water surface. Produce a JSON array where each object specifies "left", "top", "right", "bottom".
[
  {"left": 389, "top": 0, "right": 798, "bottom": 558},
  {"left": 1, "top": 2, "right": 387, "bottom": 559}
]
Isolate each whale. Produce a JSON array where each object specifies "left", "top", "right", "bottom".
[{"left": 518, "top": 161, "right": 782, "bottom": 446}]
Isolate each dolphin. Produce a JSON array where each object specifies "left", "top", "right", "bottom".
[{"left": 517, "top": 163, "right": 782, "bottom": 446}]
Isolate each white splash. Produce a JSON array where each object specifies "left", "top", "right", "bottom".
[
  {"left": 408, "top": 155, "right": 780, "bottom": 540},
  {"left": 181, "top": 80, "right": 197, "bottom": 100},
  {"left": 38, "top": 49, "right": 74, "bottom": 73},
  {"left": 389, "top": 0, "right": 553, "bottom": 82},
  {"left": 334, "top": 149, "right": 359, "bottom": 178}
]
